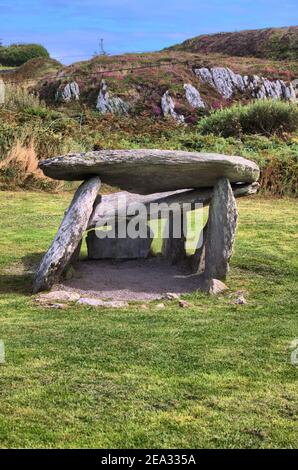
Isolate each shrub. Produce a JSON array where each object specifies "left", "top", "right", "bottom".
[
  {"left": 0, "top": 44, "right": 49, "bottom": 66},
  {"left": 197, "top": 101, "right": 298, "bottom": 137}
]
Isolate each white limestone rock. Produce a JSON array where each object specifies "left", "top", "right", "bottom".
[
  {"left": 96, "top": 79, "right": 129, "bottom": 115},
  {"left": 194, "top": 66, "right": 296, "bottom": 102},
  {"left": 184, "top": 83, "right": 205, "bottom": 108},
  {"left": 56, "top": 81, "right": 80, "bottom": 102},
  {"left": 161, "top": 91, "right": 185, "bottom": 123}
]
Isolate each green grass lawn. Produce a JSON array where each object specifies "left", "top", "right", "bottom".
[{"left": 0, "top": 191, "right": 297, "bottom": 449}]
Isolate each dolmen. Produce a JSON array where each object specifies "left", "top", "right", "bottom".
[{"left": 33, "top": 149, "right": 260, "bottom": 294}]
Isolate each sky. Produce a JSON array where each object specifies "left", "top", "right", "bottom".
[{"left": 0, "top": 0, "right": 297, "bottom": 64}]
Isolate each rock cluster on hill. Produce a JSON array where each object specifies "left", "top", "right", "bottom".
[
  {"left": 56, "top": 81, "right": 80, "bottom": 102},
  {"left": 194, "top": 67, "right": 296, "bottom": 101},
  {"left": 96, "top": 79, "right": 129, "bottom": 115},
  {"left": 161, "top": 91, "right": 185, "bottom": 123},
  {"left": 184, "top": 83, "right": 206, "bottom": 109}
]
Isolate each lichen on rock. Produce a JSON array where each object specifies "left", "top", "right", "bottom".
[
  {"left": 96, "top": 79, "right": 129, "bottom": 115},
  {"left": 184, "top": 83, "right": 205, "bottom": 108},
  {"left": 194, "top": 66, "right": 296, "bottom": 101},
  {"left": 161, "top": 90, "right": 185, "bottom": 123},
  {"left": 56, "top": 81, "right": 80, "bottom": 102}
]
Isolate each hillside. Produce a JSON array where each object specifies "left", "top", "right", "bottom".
[
  {"left": 0, "top": 57, "right": 62, "bottom": 86},
  {"left": 0, "top": 27, "right": 297, "bottom": 123},
  {"left": 166, "top": 26, "right": 298, "bottom": 60},
  {"left": 29, "top": 50, "right": 297, "bottom": 125}
]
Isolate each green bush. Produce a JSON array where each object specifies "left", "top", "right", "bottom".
[
  {"left": 0, "top": 44, "right": 49, "bottom": 66},
  {"left": 197, "top": 101, "right": 298, "bottom": 137}
]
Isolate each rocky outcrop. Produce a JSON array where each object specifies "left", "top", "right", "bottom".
[
  {"left": 194, "top": 67, "right": 296, "bottom": 101},
  {"left": 38, "top": 149, "right": 260, "bottom": 194},
  {"left": 161, "top": 91, "right": 185, "bottom": 123},
  {"left": 56, "top": 81, "right": 80, "bottom": 102},
  {"left": 184, "top": 83, "right": 205, "bottom": 108},
  {"left": 291, "top": 79, "right": 298, "bottom": 102},
  {"left": 32, "top": 177, "right": 101, "bottom": 293},
  {"left": 96, "top": 79, "right": 129, "bottom": 115}
]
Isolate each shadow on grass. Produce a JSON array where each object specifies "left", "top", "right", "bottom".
[{"left": 0, "top": 252, "right": 42, "bottom": 295}]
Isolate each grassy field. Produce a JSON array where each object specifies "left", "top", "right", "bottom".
[{"left": 0, "top": 191, "right": 297, "bottom": 449}]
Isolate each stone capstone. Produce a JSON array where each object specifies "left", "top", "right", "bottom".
[{"left": 38, "top": 149, "right": 260, "bottom": 194}]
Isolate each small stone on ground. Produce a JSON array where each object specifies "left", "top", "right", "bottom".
[
  {"left": 77, "top": 298, "right": 128, "bottom": 308},
  {"left": 36, "top": 291, "right": 81, "bottom": 303}
]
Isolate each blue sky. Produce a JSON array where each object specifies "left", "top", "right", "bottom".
[{"left": 1, "top": 0, "right": 297, "bottom": 64}]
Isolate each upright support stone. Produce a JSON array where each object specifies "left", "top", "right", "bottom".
[
  {"left": 87, "top": 220, "right": 154, "bottom": 259},
  {"left": 204, "top": 178, "right": 238, "bottom": 281},
  {"left": 190, "top": 222, "right": 208, "bottom": 274},
  {"left": 162, "top": 210, "right": 187, "bottom": 264},
  {"left": 32, "top": 177, "right": 101, "bottom": 293}
]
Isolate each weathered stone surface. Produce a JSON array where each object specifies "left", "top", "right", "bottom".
[
  {"left": 96, "top": 79, "right": 129, "bottom": 115},
  {"left": 77, "top": 298, "right": 128, "bottom": 308},
  {"left": 36, "top": 291, "right": 81, "bottom": 302},
  {"left": 87, "top": 222, "right": 154, "bottom": 259},
  {"left": 204, "top": 178, "right": 238, "bottom": 280},
  {"left": 162, "top": 211, "right": 187, "bottom": 264},
  {"left": 161, "top": 91, "right": 185, "bottom": 123},
  {"left": 89, "top": 182, "right": 259, "bottom": 226},
  {"left": 32, "top": 177, "right": 101, "bottom": 293},
  {"left": 39, "top": 150, "right": 260, "bottom": 193},
  {"left": 190, "top": 222, "right": 208, "bottom": 274},
  {"left": 56, "top": 81, "right": 80, "bottom": 102},
  {"left": 0, "top": 79, "right": 5, "bottom": 105},
  {"left": 184, "top": 83, "right": 205, "bottom": 108},
  {"left": 195, "top": 66, "right": 296, "bottom": 101}
]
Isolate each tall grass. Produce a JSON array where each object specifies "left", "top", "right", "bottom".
[
  {"left": 4, "top": 84, "right": 43, "bottom": 110},
  {"left": 0, "top": 140, "right": 63, "bottom": 191}
]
